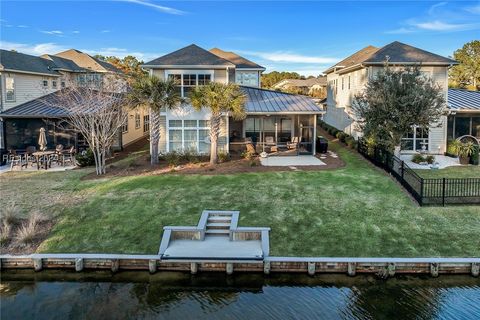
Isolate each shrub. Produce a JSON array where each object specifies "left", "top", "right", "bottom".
[
  {"left": 163, "top": 151, "right": 181, "bottom": 167},
  {"left": 182, "top": 149, "right": 200, "bottom": 164},
  {"left": 336, "top": 132, "right": 346, "bottom": 142},
  {"left": 218, "top": 152, "right": 230, "bottom": 163},
  {"left": 16, "top": 212, "right": 41, "bottom": 245},
  {"left": 411, "top": 154, "right": 425, "bottom": 164},
  {"left": 470, "top": 145, "right": 479, "bottom": 165},
  {"left": 249, "top": 159, "right": 257, "bottom": 167},
  {"left": 0, "top": 220, "right": 11, "bottom": 245},
  {"left": 242, "top": 151, "right": 254, "bottom": 160},
  {"left": 446, "top": 140, "right": 461, "bottom": 156},
  {"left": 1, "top": 203, "right": 19, "bottom": 225},
  {"left": 346, "top": 136, "right": 356, "bottom": 149},
  {"left": 425, "top": 155, "right": 435, "bottom": 164},
  {"left": 76, "top": 149, "right": 95, "bottom": 167}
]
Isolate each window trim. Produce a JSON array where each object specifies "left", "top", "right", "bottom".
[
  {"left": 5, "top": 76, "right": 15, "bottom": 102},
  {"left": 143, "top": 114, "right": 150, "bottom": 133},
  {"left": 167, "top": 119, "right": 211, "bottom": 153},
  {"left": 122, "top": 120, "right": 128, "bottom": 133},
  {"left": 135, "top": 112, "right": 141, "bottom": 129},
  {"left": 42, "top": 79, "right": 49, "bottom": 88},
  {"left": 165, "top": 70, "right": 215, "bottom": 98}
]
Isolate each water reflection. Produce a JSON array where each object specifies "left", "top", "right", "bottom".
[{"left": 1, "top": 271, "right": 479, "bottom": 319}]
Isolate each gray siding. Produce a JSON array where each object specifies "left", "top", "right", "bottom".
[{"left": 159, "top": 116, "right": 167, "bottom": 152}]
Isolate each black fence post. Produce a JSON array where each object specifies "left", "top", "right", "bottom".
[
  {"left": 420, "top": 178, "right": 424, "bottom": 206},
  {"left": 442, "top": 178, "right": 446, "bottom": 207},
  {"left": 401, "top": 161, "right": 404, "bottom": 179}
]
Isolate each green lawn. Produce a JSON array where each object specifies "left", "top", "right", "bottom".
[
  {"left": 414, "top": 165, "right": 480, "bottom": 179},
  {"left": 1, "top": 143, "right": 479, "bottom": 257}
]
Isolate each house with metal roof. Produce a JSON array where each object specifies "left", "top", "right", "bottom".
[
  {"left": 273, "top": 77, "right": 327, "bottom": 98},
  {"left": 447, "top": 89, "right": 480, "bottom": 142},
  {"left": 322, "top": 41, "right": 458, "bottom": 154},
  {"left": 0, "top": 49, "right": 145, "bottom": 156},
  {"left": 142, "top": 44, "right": 323, "bottom": 155}
]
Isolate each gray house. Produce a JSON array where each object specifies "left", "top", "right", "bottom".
[{"left": 142, "top": 44, "right": 323, "bottom": 155}]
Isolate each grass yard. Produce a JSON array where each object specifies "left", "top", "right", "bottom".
[
  {"left": 414, "top": 165, "right": 480, "bottom": 179},
  {"left": 1, "top": 143, "right": 479, "bottom": 257}
]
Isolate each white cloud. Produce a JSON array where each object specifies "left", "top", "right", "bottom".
[
  {"left": 385, "top": 27, "right": 416, "bottom": 34},
  {"left": 465, "top": 3, "right": 480, "bottom": 14},
  {"left": 73, "top": 30, "right": 80, "bottom": 34},
  {"left": 0, "top": 41, "right": 68, "bottom": 55},
  {"left": 41, "top": 30, "right": 63, "bottom": 35},
  {"left": 119, "top": 0, "right": 186, "bottom": 15},
  {"left": 413, "top": 20, "right": 478, "bottom": 31},
  {"left": 17, "top": 25, "right": 28, "bottom": 28},
  {"left": 101, "top": 30, "right": 111, "bottom": 33},
  {"left": 0, "top": 40, "right": 160, "bottom": 62},
  {"left": 236, "top": 50, "right": 338, "bottom": 64}
]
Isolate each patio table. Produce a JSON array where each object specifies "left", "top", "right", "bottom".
[{"left": 32, "top": 151, "right": 55, "bottom": 170}]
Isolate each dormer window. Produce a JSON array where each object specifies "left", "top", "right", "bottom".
[{"left": 235, "top": 71, "right": 259, "bottom": 87}]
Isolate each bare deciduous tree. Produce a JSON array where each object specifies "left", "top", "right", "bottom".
[{"left": 45, "top": 79, "right": 128, "bottom": 175}]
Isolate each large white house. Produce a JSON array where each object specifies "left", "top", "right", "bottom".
[
  {"left": 323, "top": 41, "right": 458, "bottom": 154},
  {"left": 142, "top": 44, "right": 323, "bottom": 155}
]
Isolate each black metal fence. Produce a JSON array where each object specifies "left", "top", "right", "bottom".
[{"left": 357, "top": 139, "right": 480, "bottom": 206}]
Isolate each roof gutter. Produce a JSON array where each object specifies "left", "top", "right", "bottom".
[
  {"left": 141, "top": 64, "right": 236, "bottom": 69},
  {"left": 0, "top": 68, "right": 61, "bottom": 77}
]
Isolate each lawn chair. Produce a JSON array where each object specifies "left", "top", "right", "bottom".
[
  {"left": 10, "top": 154, "right": 25, "bottom": 171},
  {"left": 287, "top": 137, "right": 301, "bottom": 150},
  {"left": 60, "top": 146, "right": 76, "bottom": 167},
  {"left": 25, "top": 146, "right": 37, "bottom": 167}
]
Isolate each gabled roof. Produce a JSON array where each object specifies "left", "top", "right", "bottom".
[
  {"left": 0, "top": 49, "right": 60, "bottom": 76},
  {"left": 364, "top": 41, "right": 457, "bottom": 65},
  {"left": 41, "top": 54, "right": 87, "bottom": 72},
  {"left": 241, "top": 86, "right": 323, "bottom": 114},
  {"left": 143, "top": 44, "right": 236, "bottom": 67},
  {"left": 54, "top": 49, "right": 121, "bottom": 73},
  {"left": 325, "top": 41, "right": 457, "bottom": 74},
  {"left": 448, "top": 89, "right": 480, "bottom": 112},
  {"left": 209, "top": 48, "right": 265, "bottom": 69},
  {"left": 324, "top": 46, "right": 379, "bottom": 74}
]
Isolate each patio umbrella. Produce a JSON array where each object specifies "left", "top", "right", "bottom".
[{"left": 38, "top": 127, "right": 47, "bottom": 151}]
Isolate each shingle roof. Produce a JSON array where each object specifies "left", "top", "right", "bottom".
[
  {"left": 0, "top": 49, "right": 60, "bottom": 76},
  {"left": 41, "top": 54, "right": 87, "bottom": 72},
  {"left": 325, "top": 41, "right": 457, "bottom": 74},
  {"left": 209, "top": 48, "right": 265, "bottom": 69},
  {"left": 241, "top": 86, "right": 323, "bottom": 114},
  {"left": 448, "top": 89, "right": 480, "bottom": 112},
  {"left": 54, "top": 49, "right": 122, "bottom": 73},
  {"left": 143, "top": 44, "right": 235, "bottom": 67},
  {"left": 364, "top": 41, "right": 457, "bottom": 65},
  {"left": 325, "top": 45, "right": 379, "bottom": 73}
]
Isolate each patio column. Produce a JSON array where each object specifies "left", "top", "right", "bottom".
[{"left": 313, "top": 115, "right": 317, "bottom": 154}]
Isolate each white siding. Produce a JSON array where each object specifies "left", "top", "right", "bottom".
[
  {"left": 429, "top": 116, "right": 447, "bottom": 154},
  {"left": 1, "top": 72, "right": 59, "bottom": 111}
]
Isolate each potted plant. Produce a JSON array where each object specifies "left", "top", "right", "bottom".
[
  {"left": 446, "top": 140, "right": 461, "bottom": 158},
  {"left": 457, "top": 141, "right": 475, "bottom": 165}
]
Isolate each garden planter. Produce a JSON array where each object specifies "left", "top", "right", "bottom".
[{"left": 459, "top": 156, "right": 470, "bottom": 165}]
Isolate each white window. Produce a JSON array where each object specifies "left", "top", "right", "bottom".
[
  {"left": 168, "top": 119, "right": 211, "bottom": 153},
  {"left": 143, "top": 114, "right": 150, "bottom": 133},
  {"left": 167, "top": 72, "right": 213, "bottom": 98},
  {"left": 135, "top": 112, "right": 141, "bottom": 129},
  {"left": 235, "top": 71, "right": 258, "bottom": 87},
  {"left": 5, "top": 77, "right": 15, "bottom": 101},
  {"left": 401, "top": 126, "right": 429, "bottom": 151},
  {"left": 122, "top": 121, "right": 128, "bottom": 133}
]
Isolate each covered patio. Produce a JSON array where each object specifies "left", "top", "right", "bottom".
[{"left": 229, "top": 87, "right": 324, "bottom": 156}]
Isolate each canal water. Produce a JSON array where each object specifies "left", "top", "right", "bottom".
[{"left": 1, "top": 271, "right": 479, "bottom": 319}]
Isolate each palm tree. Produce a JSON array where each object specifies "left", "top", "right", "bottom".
[
  {"left": 128, "top": 76, "right": 183, "bottom": 165},
  {"left": 190, "top": 83, "right": 247, "bottom": 165}
]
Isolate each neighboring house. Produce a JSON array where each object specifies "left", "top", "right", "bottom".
[
  {"left": 142, "top": 44, "right": 323, "bottom": 155},
  {"left": 0, "top": 49, "right": 147, "bottom": 154},
  {"left": 447, "top": 89, "right": 480, "bottom": 142},
  {"left": 273, "top": 77, "right": 327, "bottom": 98},
  {"left": 323, "top": 41, "right": 457, "bottom": 154}
]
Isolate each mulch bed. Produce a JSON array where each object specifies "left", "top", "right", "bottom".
[{"left": 83, "top": 149, "right": 345, "bottom": 180}]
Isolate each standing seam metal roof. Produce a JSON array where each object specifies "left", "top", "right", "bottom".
[{"left": 448, "top": 89, "right": 480, "bottom": 111}]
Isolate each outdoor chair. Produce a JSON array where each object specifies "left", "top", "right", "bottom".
[
  {"left": 25, "top": 146, "right": 37, "bottom": 167},
  {"left": 3, "top": 149, "right": 16, "bottom": 163},
  {"left": 10, "top": 154, "right": 25, "bottom": 171},
  {"left": 287, "top": 137, "right": 301, "bottom": 149},
  {"left": 245, "top": 142, "right": 256, "bottom": 155},
  {"left": 60, "top": 146, "right": 76, "bottom": 167},
  {"left": 265, "top": 136, "right": 276, "bottom": 146},
  {"left": 55, "top": 144, "right": 64, "bottom": 153}
]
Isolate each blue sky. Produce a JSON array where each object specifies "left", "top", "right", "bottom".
[{"left": 1, "top": 1, "right": 479, "bottom": 76}]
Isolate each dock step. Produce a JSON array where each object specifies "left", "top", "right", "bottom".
[
  {"left": 206, "top": 223, "right": 231, "bottom": 228},
  {"left": 205, "top": 229, "right": 230, "bottom": 235},
  {"left": 208, "top": 215, "right": 231, "bottom": 221}
]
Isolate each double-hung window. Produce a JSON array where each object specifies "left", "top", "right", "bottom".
[
  {"left": 5, "top": 77, "right": 15, "bottom": 102},
  {"left": 401, "top": 126, "right": 429, "bottom": 151},
  {"left": 168, "top": 119, "right": 211, "bottom": 153},
  {"left": 135, "top": 112, "right": 141, "bottom": 129},
  {"left": 143, "top": 114, "right": 150, "bottom": 133}
]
